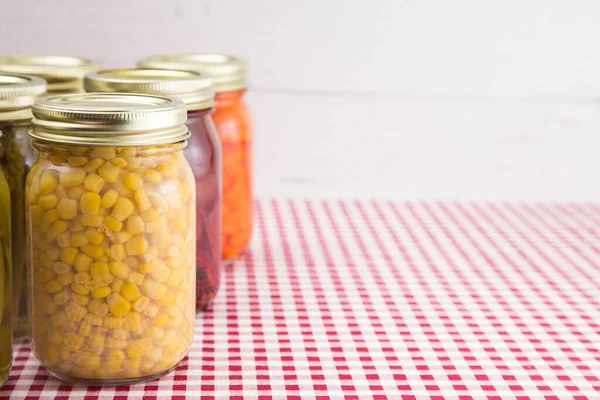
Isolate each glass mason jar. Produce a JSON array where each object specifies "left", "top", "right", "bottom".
[
  {"left": 0, "top": 73, "right": 47, "bottom": 339},
  {"left": 84, "top": 68, "right": 222, "bottom": 309},
  {"left": 138, "top": 54, "right": 253, "bottom": 260},
  {"left": 0, "top": 55, "right": 98, "bottom": 94},
  {"left": 27, "top": 93, "right": 196, "bottom": 385},
  {"left": 0, "top": 162, "right": 11, "bottom": 387}
]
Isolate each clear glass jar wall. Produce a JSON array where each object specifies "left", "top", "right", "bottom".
[
  {"left": 84, "top": 69, "right": 222, "bottom": 309},
  {"left": 27, "top": 93, "right": 196, "bottom": 384},
  {"left": 0, "top": 73, "right": 47, "bottom": 338},
  {"left": 137, "top": 54, "right": 253, "bottom": 260}
]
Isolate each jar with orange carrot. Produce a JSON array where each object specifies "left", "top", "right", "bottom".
[{"left": 138, "top": 54, "right": 253, "bottom": 260}]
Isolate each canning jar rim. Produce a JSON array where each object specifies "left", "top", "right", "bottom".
[
  {"left": 137, "top": 53, "right": 247, "bottom": 93},
  {"left": 84, "top": 68, "right": 215, "bottom": 111},
  {"left": 0, "top": 55, "right": 98, "bottom": 83},
  {"left": 30, "top": 92, "right": 190, "bottom": 146}
]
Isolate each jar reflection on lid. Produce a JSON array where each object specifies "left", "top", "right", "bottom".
[
  {"left": 30, "top": 92, "right": 189, "bottom": 146},
  {"left": 0, "top": 73, "right": 47, "bottom": 121},
  {"left": 137, "top": 54, "right": 247, "bottom": 93},
  {"left": 84, "top": 68, "right": 214, "bottom": 111},
  {"left": 0, "top": 55, "right": 99, "bottom": 93}
]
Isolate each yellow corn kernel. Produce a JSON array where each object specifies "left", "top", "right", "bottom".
[
  {"left": 44, "top": 246, "right": 60, "bottom": 261},
  {"left": 108, "top": 260, "right": 130, "bottom": 280},
  {"left": 84, "top": 280, "right": 106, "bottom": 291},
  {"left": 39, "top": 170, "right": 59, "bottom": 194},
  {"left": 67, "top": 185, "right": 84, "bottom": 200},
  {"left": 90, "top": 261, "right": 112, "bottom": 282},
  {"left": 53, "top": 289, "right": 70, "bottom": 306},
  {"left": 80, "top": 192, "right": 101, "bottom": 215},
  {"left": 140, "top": 208, "right": 159, "bottom": 222},
  {"left": 56, "top": 232, "right": 71, "bottom": 248},
  {"left": 92, "top": 286, "right": 111, "bottom": 298},
  {"left": 142, "top": 304, "right": 159, "bottom": 318},
  {"left": 59, "top": 247, "right": 78, "bottom": 264},
  {"left": 140, "top": 246, "right": 158, "bottom": 263},
  {"left": 101, "top": 188, "right": 119, "bottom": 209},
  {"left": 90, "top": 147, "right": 116, "bottom": 158},
  {"left": 123, "top": 312, "right": 142, "bottom": 331},
  {"left": 64, "top": 332, "right": 85, "bottom": 351},
  {"left": 148, "top": 191, "right": 169, "bottom": 213},
  {"left": 39, "top": 194, "right": 59, "bottom": 210},
  {"left": 44, "top": 279, "right": 63, "bottom": 294},
  {"left": 109, "top": 231, "right": 132, "bottom": 244},
  {"left": 83, "top": 173, "right": 105, "bottom": 193},
  {"left": 67, "top": 156, "right": 88, "bottom": 167},
  {"left": 69, "top": 232, "right": 89, "bottom": 247},
  {"left": 46, "top": 220, "right": 68, "bottom": 242},
  {"left": 41, "top": 297, "right": 59, "bottom": 315},
  {"left": 123, "top": 256, "right": 139, "bottom": 269},
  {"left": 166, "top": 270, "right": 183, "bottom": 288},
  {"left": 126, "top": 338, "right": 152, "bottom": 360},
  {"left": 94, "top": 302, "right": 109, "bottom": 317},
  {"left": 99, "top": 208, "right": 110, "bottom": 216},
  {"left": 133, "top": 296, "right": 150, "bottom": 312},
  {"left": 41, "top": 209, "right": 59, "bottom": 229},
  {"left": 107, "top": 293, "right": 131, "bottom": 317},
  {"left": 104, "top": 348, "right": 125, "bottom": 371},
  {"left": 84, "top": 312, "right": 103, "bottom": 326},
  {"left": 53, "top": 261, "right": 71, "bottom": 275},
  {"left": 47, "top": 328, "right": 63, "bottom": 346},
  {"left": 60, "top": 168, "right": 86, "bottom": 187},
  {"left": 49, "top": 309, "right": 67, "bottom": 327},
  {"left": 139, "top": 258, "right": 161, "bottom": 274},
  {"left": 84, "top": 230, "right": 104, "bottom": 245},
  {"left": 73, "top": 253, "right": 93, "bottom": 273},
  {"left": 109, "top": 244, "right": 126, "bottom": 261},
  {"left": 57, "top": 272, "right": 74, "bottom": 286},
  {"left": 72, "top": 293, "right": 90, "bottom": 306},
  {"left": 125, "top": 236, "right": 148, "bottom": 256},
  {"left": 151, "top": 230, "right": 171, "bottom": 249},
  {"left": 123, "top": 172, "right": 143, "bottom": 191},
  {"left": 83, "top": 158, "right": 106, "bottom": 173},
  {"left": 30, "top": 204, "right": 44, "bottom": 224},
  {"left": 65, "top": 302, "right": 87, "bottom": 322},
  {"left": 121, "top": 282, "right": 142, "bottom": 302},
  {"left": 144, "top": 169, "right": 162, "bottom": 184},
  {"left": 144, "top": 216, "right": 167, "bottom": 234},
  {"left": 77, "top": 320, "right": 92, "bottom": 338},
  {"left": 70, "top": 220, "right": 85, "bottom": 232},
  {"left": 166, "top": 246, "right": 180, "bottom": 258},
  {"left": 82, "top": 244, "right": 104, "bottom": 258},
  {"left": 88, "top": 334, "right": 106, "bottom": 354},
  {"left": 142, "top": 279, "right": 167, "bottom": 300},
  {"left": 157, "top": 290, "right": 176, "bottom": 306},
  {"left": 55, "top": 198, "right": 78, "bottom": 221},
  {"left": 97, "top": 163, "right": 120, "bottom": 183},
  {"left": 171, "top": 213, "right": 186, "bottom": 233},
  {"left": 125, "top": 156, "right": 142, "bottom": 168},
  {"left": 153, "top": 313, "right": 169, "bottom": 328},
  {"left": 125, "top": 215, "right": 145, "bottom": 235},
  {"left": 112, "top": 278, "right": 124, "bottom": 293},
  {"left": 103, "top": 215, "right": 123, "bottom": 232},
  {"left": 127, "top": 271, "right": 144, "bottom": 285},
  {"left": 111, "top": 197, "right": 134, "bottom": 221},
  {"left": 108, "top": 157, "right": 127, "bottom": 168},
  {"left": 71, "top": 283, "right": 91, "bottom": 295},
  {"left": 80, "top": 214, "right": 103, "bottom": 228}
]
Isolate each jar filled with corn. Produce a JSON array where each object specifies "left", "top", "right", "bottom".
[{"left": 26, "top": 93, "right": 197, "bottom": 384}]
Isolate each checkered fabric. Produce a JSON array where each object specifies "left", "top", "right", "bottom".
[{"left": 2, "top": 199, "right": 600, "bottom": 399}]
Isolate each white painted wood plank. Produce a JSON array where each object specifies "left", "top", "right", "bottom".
[
  {"left": 1, "top": 0, "right": 600, "bottom": 97},
  {"left": 249, "top": 92, "right": 600, "bottom": 200}
]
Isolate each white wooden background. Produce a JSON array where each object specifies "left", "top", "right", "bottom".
[{"left": 2, "top": 0, "right": 600, "bottom": 200}]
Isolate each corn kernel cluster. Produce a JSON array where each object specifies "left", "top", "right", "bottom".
[{"left": 27, "top": 143, "right": 196, "bottom": 381}]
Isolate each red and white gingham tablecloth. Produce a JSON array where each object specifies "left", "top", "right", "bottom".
[{"left": 1, "top": 199, "right": 599, "bottom": 399}]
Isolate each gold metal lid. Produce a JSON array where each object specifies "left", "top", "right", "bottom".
[
  {"left": 31, "top": 92, "right": 189, "bottom": 146},
  {"left": 0, "top": 55, "right": 99, "bottom": 92},
  {"left": 84, "top": 68, "right": 214, "bottom": 111},
  {"left": 0, "top": 73, "right": 47, "bottom": 120},
  {"left": 137, "top": 54, "right": 247, "bottom": 92}
]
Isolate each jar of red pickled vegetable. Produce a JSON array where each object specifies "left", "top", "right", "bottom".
[
  {"left": 0, "top": 55, "right": 98, "bottom": 93},
  {"left": 137, "top": 54, "right": 253, "bottom": 260},
  {"left": 27, "top": 93, "right": 196, "bottom": 384},
  {"left": 84, "top": 68, "right": 221, "bottom": 309},
  {"left": 0, "top": 73, "right": 47, "bottom": 339}
]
